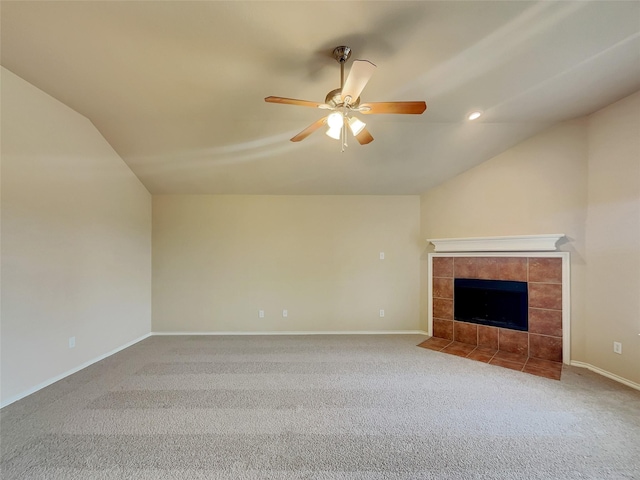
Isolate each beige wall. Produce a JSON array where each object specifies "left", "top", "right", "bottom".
[
  {"left": 585, "top": 91, "right": 640, "bottom": 384},
  {"left": 420, "top": 120, "right": 588, "bottom": 359},
  {"left": 1, "top": 68, "right": 152, "bottom": 405},
  {"left": 153, "top": 195, "right": 421, "bottom": 332},
  {"left": 420, "top": 90, "right": 640, "bottom": 385}
]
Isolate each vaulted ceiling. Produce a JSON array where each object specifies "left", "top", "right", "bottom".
[{"left": 2, "top": 1, "right": 639, "bottom": 194}]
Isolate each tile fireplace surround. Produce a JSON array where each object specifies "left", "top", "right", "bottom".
[{"left": 423, "top": 252, "right": 570, "bottom": 380}]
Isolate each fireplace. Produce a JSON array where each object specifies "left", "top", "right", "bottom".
[
  {"left": 424, "top": 236, "right": 569, "bottom": 378},
  {"left": 429, "top": 253, "right": 569, "bottom": 365},
  {"left": 454, "top": 278, "right": 528, "bottom": 331}
]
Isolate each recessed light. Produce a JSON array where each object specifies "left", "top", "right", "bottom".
[{"left": 468, "top": 111, "right": 482, "bottom": 121}]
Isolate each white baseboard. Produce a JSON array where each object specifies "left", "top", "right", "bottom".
[
  {"left": 0, "top": 333, "right": 152, "bottom": 409},
  {"left": 152, "top": 330, "right": 429, "bottom": 336},
  {"left": 570, "top": 361, "right": 640, "bottom": 392}
]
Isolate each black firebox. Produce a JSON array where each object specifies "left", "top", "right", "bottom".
[{"left": 454, "top": 278, "right": 528, "bottom": 331}]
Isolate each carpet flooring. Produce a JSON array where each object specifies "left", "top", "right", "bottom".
[{"left": 1, "top": 334, "right": 639, "bottom": 479}]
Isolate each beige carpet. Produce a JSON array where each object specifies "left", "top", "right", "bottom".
[{"left": 2, "top": 334, "right": 639, "bottom": 479}]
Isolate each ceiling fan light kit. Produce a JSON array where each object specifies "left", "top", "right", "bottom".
[
  {"left": 265, "top": 46, "right": 427, "bottom": 150},
  {"left": 348, "top": 116, "right": 366, "bottom": 136}
]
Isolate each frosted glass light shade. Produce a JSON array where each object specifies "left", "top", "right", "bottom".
[
  {"left": 325, "top": 126, "right": 341, "bottom": 140},
  {"left": 348, "top": 116, "right": 366, "bottom": 135},
  {"left": 327, "top": 112, "right": 343, "bottom": 129}
]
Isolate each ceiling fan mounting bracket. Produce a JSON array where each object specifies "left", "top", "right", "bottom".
[{"left": 332, "top": 46, "right": 351, "bottom": 64}]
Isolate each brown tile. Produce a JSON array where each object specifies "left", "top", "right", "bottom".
[
  {"left": 464, "top": 258, "right": 526, "bottom": 281},
  {"left": 523, "top": 358, "right": 562, "bottom": 380},
  {"left": 494, "top": 257, "right": 528, "bottom": 281},
  {"left": 453, "top": 257, "right": 479, "bottom": 279},
  {"left": 419, "top": 344, "right": 445, "bottom": 353},
  {"left": 433, "top": 298, "right": 453, "bottom": 319},
  {"left": 528, "top": 257, "right": 562, "bottom": 284},
  {"left": 454, "top": 257, "right": 527, "bottom": 281},
  {"left": 524, "top": 357, "right": 560, "bottom": 369},
  {"left": 529, "top": 334, "right": 563, "bottom": 362},
  {"left": 454, "top": 321, "right": 478, "bottom": 345},
  {"left": 433, "top": 319, "right": 453, "bottom": 340},
  {"left": 417, "top": 337, "right": 452, "bottom": 351},
  {"left": 474, "top": 346, "right": 498, "bottom": 355},
  {"left": 493, "top": 350, "right": 528, "bottom": 364},
  {"left": 498, "top": 328, "right": 529, "bottom": 356},
  {"left": 489, "top": 357, "right": 525, "bottom": 371},
  {"left": 441, "top": 341, "right": 476, "bottom": 358},
  {"left": 529, "top": 308, "right": 562, "bottom": 337},
  {"left": 433, "top": 257, "right": 453, "bottom": 278},
  {"left": 477, "top": 325, "right": 499, "bottom": 350},
  {"left": 524, "top": 367, "right": 562, "bottom": 381},
  {"left": 475, "top": 258, "right": 499, "bottom": 280},
  {"left": 467, "top": 347, "right": 496, "bottom": 363},
  {"left": 529, "top": 283, "right": 562, "bottom": 310},
  {"left": 432, "top": 277, "right": 453, "bottom": 299}
]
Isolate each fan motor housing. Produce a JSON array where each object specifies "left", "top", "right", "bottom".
[{"left": 324, "top": 88, "right": 360, "bottom": 109}]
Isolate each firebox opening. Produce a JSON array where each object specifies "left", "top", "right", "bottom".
[{"left": 454, "top": 278, "right": 528, "bottom": 331}]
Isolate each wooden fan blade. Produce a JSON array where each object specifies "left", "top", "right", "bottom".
[
  {"left": 355, "top": 127, "right": 374, "bottom": 145},
  {"left": 265, "top": 96, "right": 323, "bottom": 108},
  {"left": 290, "top": 117, "right": 327, "bottom": 142},
  {"left": 359, "top": 101, "right": 427, "bottom": 115},
  {"left": 341, "top": 60, "right": 376, "bottom": 104}
]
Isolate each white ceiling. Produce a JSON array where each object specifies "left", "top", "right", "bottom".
[{"left": 2, "top": 1, "right": 639, "bottom": 194}]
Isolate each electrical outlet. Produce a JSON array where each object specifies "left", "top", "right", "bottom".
[
  {"left": 259, "top": 310, "right": 265, "bottom": 318},
  {"left": 379, "top": 252, "right": 385, "bottom": 260},
  {"left": 282, "top": 309, "right": 288, "bottom": 318},
  {"left": 68, "top": 337, "right": 76, "bottom": 349},
  {"left": 613, "top": 341, "right": 622, "bottom": 354},
  {"left": 379, "top": 309, "right": 385, "bottom": 318}
]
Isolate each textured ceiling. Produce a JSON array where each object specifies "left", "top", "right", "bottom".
[{"left": 2, "top": 1, "right": 639, "bottom": 194}]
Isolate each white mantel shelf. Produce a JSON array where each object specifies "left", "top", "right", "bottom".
[{"left": 428, "top": 234, "right": 565, "bottom": 252}]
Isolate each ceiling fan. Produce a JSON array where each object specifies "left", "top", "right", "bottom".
[{"left": 265, "top": 46, "right": 427, "bottom": 150}]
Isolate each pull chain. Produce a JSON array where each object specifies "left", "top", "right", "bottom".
[{"left": 342, "top": 104, "right": 348, "bottom": 151}]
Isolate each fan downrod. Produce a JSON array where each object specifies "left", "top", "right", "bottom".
[{"left": 327, "top": 46, "right": 360, "bottom": 108}]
